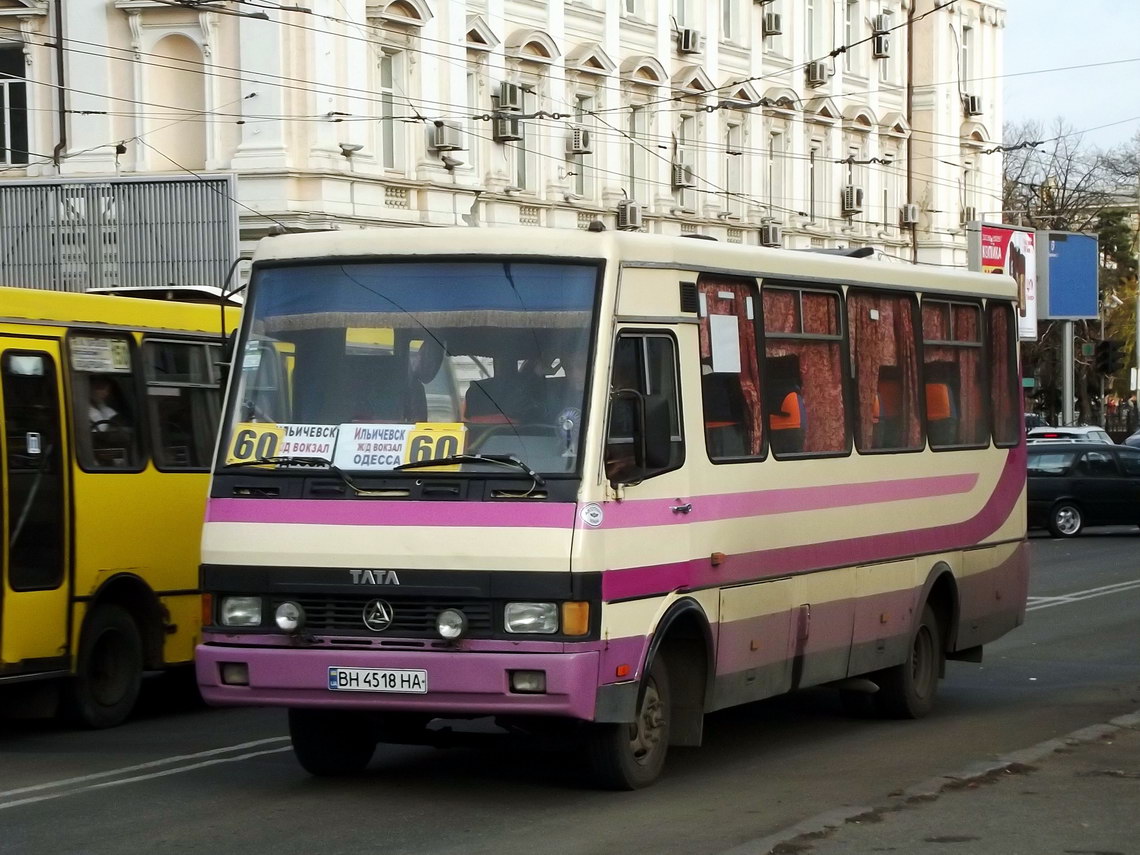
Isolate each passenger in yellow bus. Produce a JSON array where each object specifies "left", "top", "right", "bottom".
[{"left": 88, "top": 375, "right": 120, "bottom": 432}]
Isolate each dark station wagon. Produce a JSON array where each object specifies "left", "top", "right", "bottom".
[{"left": 1027, "top": 442, "right": 1140, "bottom": 537}]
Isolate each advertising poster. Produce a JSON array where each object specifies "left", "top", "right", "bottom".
[{"left": 975, "top": 225, "right": 1037, "bottom": 341}]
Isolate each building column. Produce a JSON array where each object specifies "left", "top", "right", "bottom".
[
  {"left": 58, "top": 1, "right": 117, "bottom": 173},
  {"left": 230, "top": 13, "right": 288, "bottom": 169}
]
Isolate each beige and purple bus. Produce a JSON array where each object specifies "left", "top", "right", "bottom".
[{"left": 196, "top": 227, "right": 1027, "bottom": 789}]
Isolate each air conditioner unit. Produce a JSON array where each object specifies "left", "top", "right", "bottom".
[
  {"left": 616, "top": 200, "right": 643, "bottom": 231},
  {"left": 763, "top": 12, "right": 782, "bottom": 35},
  {"left": 842, "top": 184, "right": 864, "bottom": 215},
  {"left": 493, "top": 116, "right": 523, "bottom": 142},
  {"left": 565, "top": 127, "right": 592, "bottom": 156},
  {"left": 871, "top": 14, "right": 891, "bottom": 34},
  {"left": 899, "top": 203, "right": 920, "bottom": 227},
  {"left": 872, "top": 33, "right": 890, "bottom": 59},
  {"left": 678, "top": 27, "right": 703, "bottom": 54},
  {"left": 671, "top": 162, "right": 696, "bottom": 189},
  {"left": 961, "top": 205, "right": 978, "bottom": 224},
  {"left": 497, "top": 81, "right": 524, "bottom": 112},
  {"left": 964, "top": 94, "right": 983, "bottom": 116},
  {"left": 759, "top": 223, "right": 782, "bottom": 247},
  {"left": 429, "top": 121, "right": 463, "bottom": 152},
  {"left": 806, "top": 61, "right": 828, "bottom": 87}
]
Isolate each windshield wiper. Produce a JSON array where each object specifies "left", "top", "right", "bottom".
[
  {"left": 224, "top": 456, "right": 332, "bottom": 469},
  {"left": 393, "top": 453, "right": 546, "bottom": 487}
]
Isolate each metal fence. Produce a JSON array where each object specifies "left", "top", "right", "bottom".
[{"left": 0, "top": 176, "right": 238, "bottom": 293}]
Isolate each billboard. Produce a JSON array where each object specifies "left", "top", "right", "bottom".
[
  {"left": 1036, "top": 231, "right": 1099, "bottom": 320},
  {"left": 968, "top": 223, "right": 1037, "bottom": 341}
]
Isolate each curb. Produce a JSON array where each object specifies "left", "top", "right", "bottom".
[{"left": 716, "top": 710, "right": 1140, "bottom": 855}]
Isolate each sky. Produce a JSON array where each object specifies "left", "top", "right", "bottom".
[{"left": 1002, "top": 0, "right": 1140, "bottom": 152}]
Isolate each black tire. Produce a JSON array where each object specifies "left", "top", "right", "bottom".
[
  {"left": 65, "top": 604, "right": 144, "bottom": 729},
  {"left": 288, "top": 708, "right": 376, "bottom": 776},
  {"left": 1048, "top": 502, "right": 1083, "bottom": 538},
  {"left": 584, "top": 655, "right": 671, "bottom": 790},
  {"left": 873, "top": 605, "right": 942, "bottom": 719}
]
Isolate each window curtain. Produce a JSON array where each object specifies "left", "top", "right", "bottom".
[
  {"left": 988, "top": 303, "right": 1019, "bottom": 445},
  {"left": 849, "top": 292, "right": 921, "bottom": 450}
]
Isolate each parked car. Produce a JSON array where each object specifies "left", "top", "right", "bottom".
[
  {"left": 1027, "top": 426, "right": 1115, "bottom": 444},
  {"left": 1025, "top": 412, "right": 1049, "bottom": 431},
  {"left": 1123, "top": 429, "right": 1140, "bottom": 448},
  {"left": 1027, "top": 441, "right": 1140, "bottom": 537}
]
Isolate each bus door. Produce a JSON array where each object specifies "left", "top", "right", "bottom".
[{"left": 0, "top": 340, "right": 69, "bottom": 672}]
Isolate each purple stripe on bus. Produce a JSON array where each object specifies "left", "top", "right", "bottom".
[
  {"left": 205, "top": 497, "right": 578, "bottom": 529},
  {"left": 602, "top": 447, "right": 1026, "bottom": 601},
  {"left": 598, "top": 472, "right": 980, "bottom": 529}
]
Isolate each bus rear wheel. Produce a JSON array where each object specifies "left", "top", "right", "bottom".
[
  {"left": 584, "top": 655, "right": 671, "bottom": 790},
  {"left": 873, "top": 605, "right": 942, "bottom": 719},
  {"left": 288, "top": 708, "right": 376, "bottom": 776},
  {"left": 66, "top": 604, "right": 144, "bottom": 729}
]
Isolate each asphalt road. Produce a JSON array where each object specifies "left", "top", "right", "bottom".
[{"left": 2, "top": 530, "right": 1138, "bottom": 855}]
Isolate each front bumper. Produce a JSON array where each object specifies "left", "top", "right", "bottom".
[{"left": 195, "top": 640, "right": 602, "bottom": 721}]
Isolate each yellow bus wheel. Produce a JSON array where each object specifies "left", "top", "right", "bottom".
[{"left": 65, "top": 604, "right": 144, "bottom": 729}]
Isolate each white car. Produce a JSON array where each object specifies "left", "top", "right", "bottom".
[{"left": 1027, "top": 426, "right": 1115, "bottom": 445}]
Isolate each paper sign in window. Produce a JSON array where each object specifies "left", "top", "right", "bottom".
[{"left": 709, "top": 313, "right": 742, "bottom": 373}]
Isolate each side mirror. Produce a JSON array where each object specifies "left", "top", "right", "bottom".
[
  {"left": 606, "top": 390, "right": 673, "bottom": 484},
  {"left": 641, "top": 393, "right": 673, "bottom": 470},
  {"left": 218, "top": 329, "right": 239, "bottom": 386}
]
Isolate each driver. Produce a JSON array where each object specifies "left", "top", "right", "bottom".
[{"left": 88, "top": 375, "right": 120, "bottom": 432}]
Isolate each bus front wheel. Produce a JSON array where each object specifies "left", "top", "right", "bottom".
[
  {"left": 66, "top": 604, "right": 144, "bottom": 729},
  {"left": 288, "top": 708, "right": 376, "bottom": 776},
  {"left": 584, "top": 655, "right": 671, "bottom": 790}
]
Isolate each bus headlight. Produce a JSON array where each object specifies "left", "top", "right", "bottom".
[
  {"left": 436, "top": 608, "right": 468, "bottom": 641},
  {"left": 275, "top": 601, "right": 305, "bottom": 632},
  {"left": 504, "top": 602, "right": 558, "bottom": 634},
  {"left": 220, "top": 596, "right": 263, "bottom": 627}
]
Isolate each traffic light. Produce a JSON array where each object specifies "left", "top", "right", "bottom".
[
  {"left": 1094, "top": 339, "right": 1125, "bottom": 375},
  {"left": 1107, "top": 340, "right": 1125, "bottom": 374},
  {"left": 1095, "top": 339, "right": 1112, "bottom": 374}
]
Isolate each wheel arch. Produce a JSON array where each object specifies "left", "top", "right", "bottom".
[
  {"left": 86, "top": 573, "right": 166, "bottom": 670},
  {"left": 643, "top": 597, "right": 715, "bottom": 747},
  {"left": 917, "top": 562, "right": 959, "bottom": 656}
]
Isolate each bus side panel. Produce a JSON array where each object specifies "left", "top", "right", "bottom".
[
  {"left": 71, "top": 462, "right": 208, "bottom": 667},
  {"left": 847, "top": 559, "right": 921, "bottom": 678},
  {"left": 955, "top": 540, "right": 1028, "bottom": 651}
]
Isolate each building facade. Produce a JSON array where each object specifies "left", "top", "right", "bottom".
[{"left": 1, "top": 0, "right": 1005, "bottom": 282}]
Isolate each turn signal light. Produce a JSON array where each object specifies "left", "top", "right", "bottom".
[
  {"left": 201, "top": 593, "right": 214, "bottom": 628},
  {"left": 561, "top": 602, "right": 590, "bottom": 636}
]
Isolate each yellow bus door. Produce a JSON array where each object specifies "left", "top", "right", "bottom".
[{"left": 0, "top": 340, "right": 69, "bottom": 674}]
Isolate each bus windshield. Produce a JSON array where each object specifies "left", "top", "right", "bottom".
[{"left": 225, "top": 260, "right": 599, "bottom": 477}]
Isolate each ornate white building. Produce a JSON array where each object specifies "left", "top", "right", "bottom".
[{"left": 1, "top": 0, "right": 1005, "bottom": 273}]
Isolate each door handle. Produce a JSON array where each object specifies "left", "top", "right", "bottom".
[{"left": 671, "top": 502, "right": 692, "bottom": 514}]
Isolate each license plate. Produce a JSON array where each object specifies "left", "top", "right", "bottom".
[{"left": 328, "top": 667, "right": 428, "bottom": 694}]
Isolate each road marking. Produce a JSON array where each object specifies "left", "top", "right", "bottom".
[
  {"left": 0, "top": 737, "right": 289, "bottom": 809},
  {"left": 1027, "top": 578, "right": 1140, "bottom": 611}
]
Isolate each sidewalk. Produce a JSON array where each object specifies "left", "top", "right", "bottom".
[{"left": 738, "top": 711, "right": 1140, "bottom": 855}]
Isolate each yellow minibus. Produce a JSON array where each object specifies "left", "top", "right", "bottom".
[{"left": 0, "top": 286, "right": 236, "bottom": 727}]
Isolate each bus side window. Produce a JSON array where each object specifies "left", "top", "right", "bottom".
[
  {"left": 848, "top": 290, "right": 923, "bottom": 453},
  {"left": 144, "top": 340, "right": 222, "bottom": 470},
  {"left": 69, "top": 333, "right": 145, "bottom": 472},
  {"left": 697, "top": 279, "right": 763, "bottom": 461},
  {"left": 921, "top": 300, "right": 987, "bottom": 449}
]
